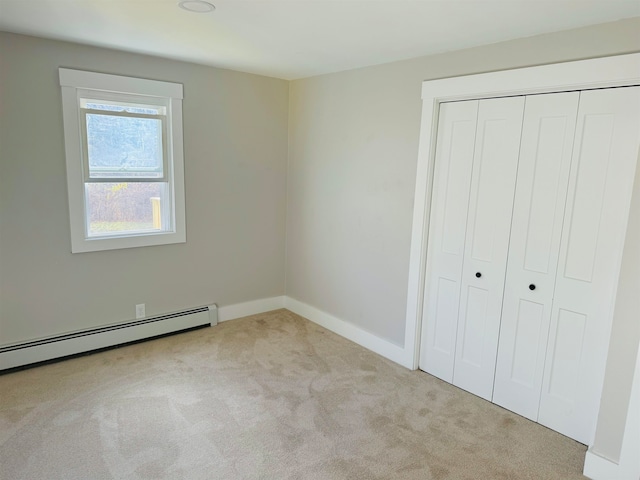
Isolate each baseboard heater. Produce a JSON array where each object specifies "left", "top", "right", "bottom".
[{"left": 0, "top": 305, "right": 218, "bottom": 372}]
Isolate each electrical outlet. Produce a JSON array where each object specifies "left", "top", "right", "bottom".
[{"left": 135, "top": 304, "right": 146, "bottom": 319}]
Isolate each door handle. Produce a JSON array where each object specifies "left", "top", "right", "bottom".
[
  {"left": 529, "top": 284, "right": 536, "bottom": 291},
  {"left": 475, "top": 272, "right": 482, "bottom": 278}
]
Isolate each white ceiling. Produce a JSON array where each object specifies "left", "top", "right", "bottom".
[{"left": 0, "top": 0, "right": 638, "bottom": 80}]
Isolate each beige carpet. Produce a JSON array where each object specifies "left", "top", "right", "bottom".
[{"left": 0, "top": 309, "right": 587, "bottom": 480}]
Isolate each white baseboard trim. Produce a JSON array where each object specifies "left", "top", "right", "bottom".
[
  {"left": 284, "top": 296, "right": 412, "bottom": 368},
  {"left": 218, "top": 296, "right": 285, "bottom": 322},
  {"left": 217, "top": 295, "right": 413, "bottom": 368},
  {"left": 583, "top": 449, "right": 620, "bottom": 480}
]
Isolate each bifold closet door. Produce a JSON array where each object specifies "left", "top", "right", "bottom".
[
  {"left": 452, "top": 96, "right": 525, "bottom": 401},
  {"left": 538, "top": 86, "right": 640, "bottom": 444},
  {"left": 492, "top": 92, "right": 579, "bottom": 420},
  {"left": 419, "top": 100, "right": 479, "bottom": 382}
]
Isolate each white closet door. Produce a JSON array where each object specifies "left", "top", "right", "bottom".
[
  {"left": 492, "top": 92, "right": 579, "bottom": 420},
  {"left": 538, "top": 86, "right": 640, "bottom": 444},
  {"left": 452, "top": 96, "right": 525, "bottom": 400},
  {"left": 420, "top": 100, "right": 478, "bottom": 382}
]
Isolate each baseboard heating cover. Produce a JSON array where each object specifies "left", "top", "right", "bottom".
[{"left": 0, "top": 305, "right": 218, "bottom": 371}]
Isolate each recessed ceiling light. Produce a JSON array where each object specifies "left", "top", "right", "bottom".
[{"left": 178, "top": 0, "right": 216, "bottom": 13}]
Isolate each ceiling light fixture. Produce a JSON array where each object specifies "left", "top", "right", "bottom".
[{"left": 178, "top": 0, "right": 216, "bottom": 13}]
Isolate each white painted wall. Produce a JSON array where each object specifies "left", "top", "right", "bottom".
[{"left": 0, "top": 33, "right": 289, "bottom": 345}]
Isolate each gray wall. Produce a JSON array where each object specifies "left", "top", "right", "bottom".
[
  {"left": 286, "top": 17, "right": 640, "bottom": 346},
  {"left": 285, "top": 17, "right": 640, "bottom": 463},
  {"left": 2, "top": 17, "right": 639, "bottom": 465},
  {"left": 592, "top": 154, "right": 640, "bottom": 462},
  {"left": 0, "top": 32, "right": 289, "bottom": 344}
]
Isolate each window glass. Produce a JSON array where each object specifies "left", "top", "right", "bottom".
[
  {"left": 85, "top": 113, "right": 164, "bottom": 179},
  {"left": 85, "top": 182, "right": 166, "bottom": 237}
]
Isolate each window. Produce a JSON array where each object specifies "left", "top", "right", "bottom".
[{"left": 59, "top": 68, "right": 186, "bottom": 253}]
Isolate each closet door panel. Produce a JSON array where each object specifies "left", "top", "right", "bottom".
[
  {"left": 453, "top": 96, "right": 525, "bottom": 400},
  {"left": 492, "top": 92, "right": 579, "bottom": 420},
  {"left": 538, "top": 86, "right": 640, "bottom": 444},
  {"left": 420, "top": 100, "right": 478, "bottom": 381}
]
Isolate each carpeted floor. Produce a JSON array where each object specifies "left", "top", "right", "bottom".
[{"left": 0, "top": 309, "right": 587, "bottom": 479}]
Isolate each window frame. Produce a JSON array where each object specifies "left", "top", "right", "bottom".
[
  {"left": 59, "top": 68, "right": 186, "bottom": 253},
  {"left": 79, "top": 93, "right": 169, "bottom": 182}
]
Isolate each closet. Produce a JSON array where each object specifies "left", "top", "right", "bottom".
[{"left": 419, "top": 86, "right": 640, "bottom": 444}]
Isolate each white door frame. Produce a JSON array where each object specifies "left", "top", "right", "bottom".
[{"left": 404, "top": 52, "right": 640, "bottom": 370}]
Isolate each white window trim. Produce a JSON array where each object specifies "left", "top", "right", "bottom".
[{"left": 59, "top": 68, "right": 186, "bottom": 253}]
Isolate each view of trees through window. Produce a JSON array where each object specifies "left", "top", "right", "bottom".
[
  {"left": 83, "top": 103, "right": 166, "bottom": 236},
  {"left": 86, "top": 182, "right": 163, "bottom": 236}
]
